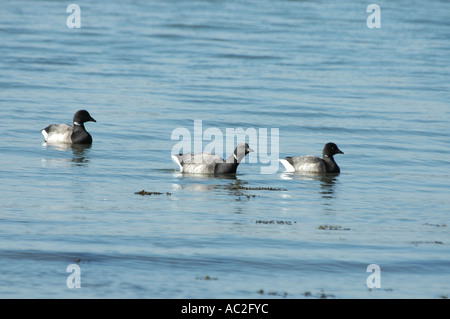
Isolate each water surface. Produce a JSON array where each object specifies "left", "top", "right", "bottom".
[{"left": 0, "top": 0, "right": 449, "bottom": 298}]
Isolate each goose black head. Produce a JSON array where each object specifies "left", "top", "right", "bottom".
[
  {"left": 73, "top": 110, "right": 96, "bottom": 125},
  {"left": 323, "top": 142, "right": 343, "bottom": 158}
]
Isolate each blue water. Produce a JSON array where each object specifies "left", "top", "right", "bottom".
[{"left": 1, "top": 0, "right": 449, "bottom": 298}]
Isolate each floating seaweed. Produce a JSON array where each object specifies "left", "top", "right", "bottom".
[
  {"left": 411, "top": 240, "right": 444, "bottom": 245},
  {"left": 196, "top": 275, "right": 218, "bottom": 281},
  {"left": 423, "top": 223, "right": 446, "bottom": 227},
  {"left": 301, "top": 289, "right": 335, "bottom": 298},
  {"left": 256, "top": 220, "right": 296, "bottom": 225},
  {"left": 318, "top": 225, "right": 350, "bottom": 231},
  {"left": 135, "top": 189, "right": 172, "bottom": 196},
  {"left": 319, "top": 289, "right": 335, "bottom": 299},
  {"left": 257, "top": 289, "right": 288, "bottom": 297},
  {"left": 235, "top": 194, "right": 258, "bottom": 201},
  {"left": 230, "top": 185, "right": 287, "bottom": 191}
]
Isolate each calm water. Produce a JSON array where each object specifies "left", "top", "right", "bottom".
[{"left": 0, "top": 0, "right": 449, "bottom": 299}]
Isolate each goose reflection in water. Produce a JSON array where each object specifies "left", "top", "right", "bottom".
[
  {"left": 70, "top": 144, "right": 92, "bottom": 166},
  {"left": 171, "top": 171, "right": 238, "bottom": 193},
  {"left": 281, "top": 172, "right": 339, "bottom": 199},
  {"left": 42, "top": 142, "right": 92, "bottom": 167}
]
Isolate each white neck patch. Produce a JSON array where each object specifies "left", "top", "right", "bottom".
[{"left": 73, "top": 122, "right": 81, "bottom": 126}]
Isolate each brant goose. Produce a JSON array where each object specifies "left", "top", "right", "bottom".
[
  {"left": 279, "top": 142, "right": 343, "bottom": 173},
  {"left": 172, "top": 142, "right": 254, "bottom": 174},
  {"left": 41, "top": 110, "right": 96, "bottom": 144}
]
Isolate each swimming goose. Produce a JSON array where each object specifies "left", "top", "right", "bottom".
[
  {"left": 172, "top": 142, "right": 254, "bottom": 174},
  {"left": 41, "top": 110, "right": 96, "bottom": 144},
  {"left": 279, "top": 142, "right": 344, "bottom": 173}
]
